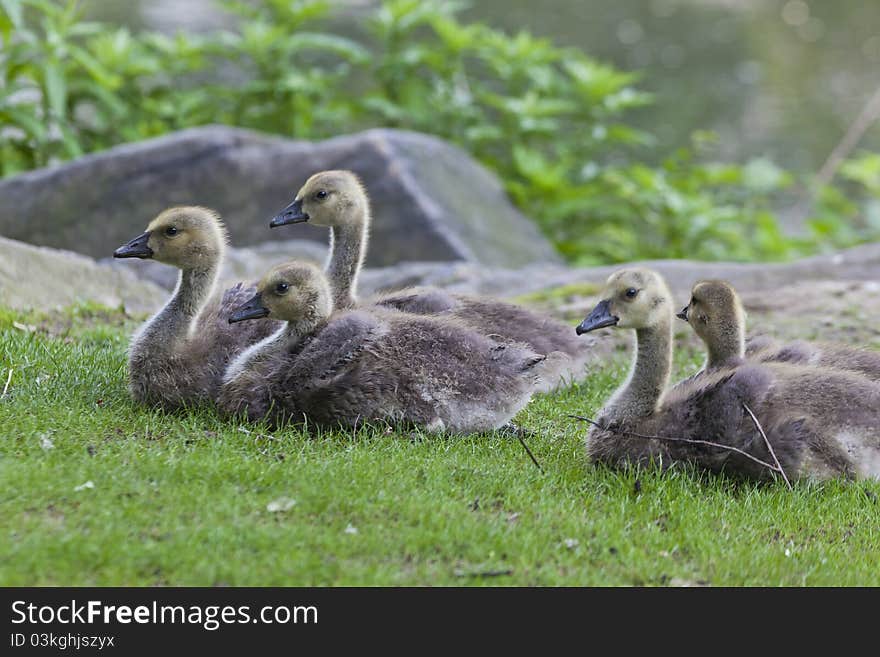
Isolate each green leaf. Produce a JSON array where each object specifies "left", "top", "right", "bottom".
[
  {"left": 57, "top": 121, "right": 83, "bottom": 158},
  {"left": 0, "top": 1, "right": 19, "bottom": 46},
  {"left": 68, "top": 78, "right": 127, "bottom": 117},
  {"left": 741, "top": 157, "right": 791, "bottom": 192},
  {"left": 0, "top": 105, "right": 48, "bottom": 141},
  {"left": 22, "top": 0, "right": 61, "bottom": 17},
  {"left": 69, "top": 44, "right": 120, "bottom": 88},
  {"left": 0, "top": 0, "right": 24, "bottom": 32},
  {"left": 839, "top": 153, "right": 880, "bottom": 195},
  {"left": 286, "top": 32, "right": 370, "bottom": 62},
  {"left": 42, "top": 60, "right": 67, "bottom": 118}
]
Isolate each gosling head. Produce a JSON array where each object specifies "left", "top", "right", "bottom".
[
  {"left": 269, "top": 170, "right": 367, "bottom": 229},
  {"left": 576, "top": 268, "right": 673, "bottom": 335},
  {"left": 676, "top": 279, "right": 746, "bottom": 350},
  {"left": 228, "top": 261, "right": 333, "bottom": 329},
  {"left": 113, "top": 207, "right": 226, "bottom": 270}
]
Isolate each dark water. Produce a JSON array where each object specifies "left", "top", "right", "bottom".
[
  {"left": 464, "top": 0, "right": 880, "bottom": 172},
  {"left": 84, "top": 0, "right": 880, "bottom": 172}
]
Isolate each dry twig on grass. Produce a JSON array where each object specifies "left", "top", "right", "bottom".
[
  {"left": 453, "top": 568, "right": 514, "bottom": 579},
  {"left": 516, "top": 435, "right": 544, "bottom": 474},
  {"left": 742, "top": 403, "right": 792, "bottom": 490},
  {"left": 1, "top": 369, "right": 12, "bottom": 400}
]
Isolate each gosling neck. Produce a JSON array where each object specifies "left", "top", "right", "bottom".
[
  {"left": 282, "top": 312, "right": 328, "bottom": 349},
  {"left": 608, "top": 313, "right": 673, "bottom": 420},
  {"left": 136, "top": 261, "right": 221, "bottom": 352},
  {"left": 705, "top": 319, "right": 745, "bottom": 369},
  {"left": 326, "top": 203, "right": 368, "bottom": 310},
  {"left": 225, "top": 311, "right": 327, "bottom": 387},
  {"left": 223, "top": 323, "right": 287, "bottom": 386}
]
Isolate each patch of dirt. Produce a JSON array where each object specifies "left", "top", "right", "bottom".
[{"left": 740, "top": 280, "right": 880, "bottom": 346}]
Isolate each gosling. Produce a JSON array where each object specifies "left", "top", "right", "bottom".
[
  {"left": 219, "top": 261, "right": 550, "bottom": 433},
  {"left": 576, "top": 268, "right": 880, "bottom": 481},
  {"left": 678, "top": 279, "right": 880, "bottom": 381},
  {"left": 267, "top": 169, "right": 592, "bottom": 392},
  {"left": 113, "top": 207, "right": 280, "bottom": 409}
]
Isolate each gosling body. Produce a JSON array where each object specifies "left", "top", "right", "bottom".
[
  {"left": 578, "top": 269, "right": 880, "bottom": 481},
  {"left": 219, "top": 262, "right": 548, "bottom": 432},
  {"left": 114, "top": 207, "right": 280, "bottom": 409}
]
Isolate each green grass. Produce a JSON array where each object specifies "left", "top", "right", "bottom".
[{"left": 1, "top": 304, "right": 878, "bottom": 586}]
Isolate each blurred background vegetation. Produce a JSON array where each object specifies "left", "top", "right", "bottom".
[{"left": 2, "top": 0, "right": 879, "bottom": 264}]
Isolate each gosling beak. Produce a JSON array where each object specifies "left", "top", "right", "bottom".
[
  {"left": 676, "top": 305, "right": 690, "bottom": 322},
  {"left": 229, "top": 293, "right": 270, "bottom": 324},
  {"left": 269, "top": 198, "right": 309, "bottom": 228},
  {"left": 576, "top": 299, "right": 619, "bottom": 335},
  {"left": 113, "top": 232, "right": 153, "bottom": 259}
]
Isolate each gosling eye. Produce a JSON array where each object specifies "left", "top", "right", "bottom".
[
  {"left": 314, "top": 190, "right": 328, "bottom": 200},
  {"left": 274, "top": 282, "right": 290, "bottom": 295},
  {"left": 164, "top": 226, "right": 179, "bottom": 237},
  {"left": 625, "top": 287, "right": 638, "bottom": 299}
]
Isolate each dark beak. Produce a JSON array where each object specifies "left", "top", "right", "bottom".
[
  {"left": 576, "top": 299, "right": 619, "bottom": 335},
  {"left": 113, "top": 232, "right": 153, "bottom": 259},
  {"left": 269, "top": 198, "right": 309, "bottom": 228},
  {"left": 229, "top": 293, "right": 270, "bottom": 324},
  {"left": 676, "top": 305, "right": 690, "bottom": 322}
]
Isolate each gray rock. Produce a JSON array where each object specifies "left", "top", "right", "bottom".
[
  {"left": 355, "top": 241, "right": 880, "bottom": 300},
  {"left": 0, "top": 236, "right": 166, "bottom": 314},
  {"left": 572, "top": 242, "right": 880, "bottom": 295},
  {"left": 358, "top": 261, "right": 575, "bottom": 299},
  {"left": 222, "top": 238, "right": 328, "bottom": 282},
  {"left": 0, "top": 125, "right": 560, "bottom": 267}
]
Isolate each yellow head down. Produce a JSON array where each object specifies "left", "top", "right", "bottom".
[{"left": 228, "top": 261, "right": 333, "bottom": 326}]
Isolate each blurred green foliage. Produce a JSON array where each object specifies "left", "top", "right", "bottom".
[{"left": 2, "top": 0, "right": 879, "bottom": 263}]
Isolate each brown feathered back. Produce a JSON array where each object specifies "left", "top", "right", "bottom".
[
  {"left": 219, "top": 263, "right": 548, "bottom": 432},
  {"left": 582, "top": 268, "right": 880, "bottom": 481}
]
